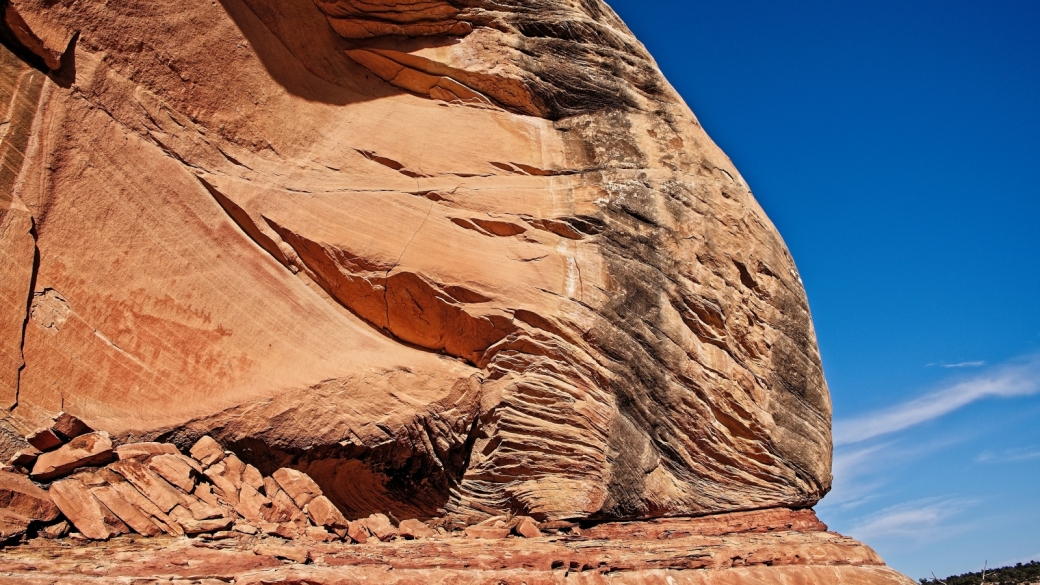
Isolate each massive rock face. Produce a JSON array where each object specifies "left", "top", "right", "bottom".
[{"left": 0, "top": 0, "right": 831, "bottom": 526}]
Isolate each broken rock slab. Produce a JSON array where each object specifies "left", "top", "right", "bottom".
[
  {"left": 48, "top": 477, "right": 129, "bottom": 540},
  {"left": 398, "top": 518, "right": 435, "bottom": 539},
  {"left": 114, "top": 442, "right": 179, "bottom": 462},
  {"left": 0, "top": 470, "right": 59, "bottom": 523},
  {"left": 50, "top": 413, "right": 92, "bottom": 441},
  {"left": 189, "top": 436, "right": 225, "bottom": 468},
  {"left": 147, "top": 453, "right": 201, "bottom": 492},
  {"left": 272, "top": 468, "right": 322, "bottom": 509},
  {"left": 31, "top": 432, "right": 115, "bottom": 481}
]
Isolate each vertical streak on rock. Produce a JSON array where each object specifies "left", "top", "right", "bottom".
[{"left": 0, "top": 40, "right": 44, "bottom": 410}]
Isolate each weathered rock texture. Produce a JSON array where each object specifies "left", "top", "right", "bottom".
[
  {"left": 0, "top": 509, "right": 915, "bottom": 585},
  {"left": 0, "top": 0, "right": 832, "bottom": 526}
]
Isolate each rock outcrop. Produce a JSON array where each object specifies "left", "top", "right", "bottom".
[
  {"left": 0, "top": 507, "right": 915, "bottom": 584},
  {"left": 0, "top": 0, "right": 906, "bottom": 581},
  {"left": 0, "top": 0, "right": 830, "bottom": 525}
]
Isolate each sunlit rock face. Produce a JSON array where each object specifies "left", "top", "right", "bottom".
[{"left": 0, "top": 0, "right": 831, "bottom": 524}]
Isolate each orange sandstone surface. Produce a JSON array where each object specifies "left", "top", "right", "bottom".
[{"left": 0, "top": 0, "right": 910, "bottom": 582}]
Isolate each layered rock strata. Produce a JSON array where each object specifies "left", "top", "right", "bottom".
[
  {"left": 0, "top": 0, "right": 832, "bottom": 526},
  {"left": 0, "top": 508, "right": 915, "bottom": 584}
]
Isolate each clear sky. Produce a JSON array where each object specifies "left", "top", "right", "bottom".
[{"left": 605, "top": 0, "right": 1040, "bottom": 579}]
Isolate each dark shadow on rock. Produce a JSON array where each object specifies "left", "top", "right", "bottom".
[
  {"left": 216, "top": 0, "right": 400, "bottom": 106},
  {"left": 47, "top": 31, "right": 75, "bottom": 89}
]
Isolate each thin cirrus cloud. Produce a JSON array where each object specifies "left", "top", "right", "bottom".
[
  {"left": 848, "top": 498, "right": 976, "bottom": 542},
  {"left": 834, "top": 354, "right": 1040, "bottom": 446},
  {"left": 941, "top": 361, "right": 986, "bottom": 368},
  {"left": 926, "top": 361, "right": 987, "bottom": 368}
]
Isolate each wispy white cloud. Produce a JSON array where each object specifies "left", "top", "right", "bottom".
[
  {"left": 976, "top": 447, "right": 1040, "bottom": 463},
  {"left": 834, "top": 355, "right": 1040, "bottom": 446},
  {"left": 926, "top": 361, "right": 987, "bottom": 368},
  {"left": 848, "top": 498, "right": 976, "bottom": 542},
  {"left": 942, "top": 361, "right": 987, "bottom": 368}
]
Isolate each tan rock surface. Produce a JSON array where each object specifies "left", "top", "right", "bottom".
[
  {"left": 48, "top": 477, "right": 130, "bottom": 540},
  {"left": 30, "top": 431, "right": 115, "bottom": 481},
  {"left": 0, "top": 0, "right": 907, "bottom": 580},
  {"left": 0, "top": 469, "right": 58, "bottom": 523},
  {"left": 0, "top": 0, "right": 830, "bottom": 525},
  {"left": 0, "top": 509, "right": 914, "bottom": 584}
]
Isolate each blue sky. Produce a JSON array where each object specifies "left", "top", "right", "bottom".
[{"left": 605, "top": 0, "right": 1040, "bottom": 579}]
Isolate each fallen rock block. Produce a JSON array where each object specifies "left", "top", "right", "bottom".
[
  {"left": 271, "top": 468, "right": 321, "bottom": 508},
  {"left": 399, "top": 518, "right": 435, "bottom": 539},
  {"left": 147, "top": 454, "right": 200, "bottom": 492},
  {"left": 0, "top": 509, "right": 31, "bottom": 542},
  {"left": 31, "top": 432, "right": 115, "bottom": 481},
  {"left": 346, "top": 520, "right": 369, "bottom": 544},
  {"left": 110, "top": 459, "right": 189, "bottom": 513},
  {"left": 0, "top": 470, "right": 60, "bottom": 523},
  {"left": 115, "top": 442, "right": 179, "bottom": 462},
  {"left": 189, "top": 436, "right": 225, "bottom": 468},
  {"left": 515, "top": 516, "right": 542, "bottom": 538},
  {"left": 40, "top": 519, "right": 70, "bottom": 539},
  {"left": 304, "top": 525, "right": 336, "bottom": 542},
  {"left": 8, "top": 447, "right": 40, "bottom": 469},
  {"left": 254, "top": 543, "right": 309, "bottom": 564},
  {"left": 364, "top": 513, "right": 398, "bottom": 542},
  {"left": 90, "top": 484, "right": 163, "bottom": 536},
  {"left": 242, "top": 464, "right": 264, "bottom": 491},
  {"left": 51, "top": 412, "right": 92, "bottom": 440},
  {"left": 107, "top": 479, "right": 184, "bottom": 536},
  {"left": 204, "top": 460, "right": 242, "bottom": 505},
  {"left": 263, "top": 484, "right": 306, "bottom": 526},
  {"left": 169, "top": 505, "right": 233, "bottom": 535},
  {"left": 303, "top": 495, "right": 348, "bottom": 532},
  {"left": 233, "top": 522, "right": 259, "bottom": 535},
  {"left": 26, "top": 428, "right": 63, "bottom": 452},
  {"left": 49, "top": 477, "right": 130, "bottom": 540},
  {"left": 235, "top": 483, "right": 272, "bottom": 522}
]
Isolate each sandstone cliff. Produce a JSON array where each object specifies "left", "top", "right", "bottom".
[{"left": 0, "top": 0, "right": 833, "bottom": 526}]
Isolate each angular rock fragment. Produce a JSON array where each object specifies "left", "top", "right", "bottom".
[
  {"left": 253, "top": 543, "right": 309, "bottom": 563},
  {"left": 0, "top": 470, "right": 60, "bottom": 522},
  {"left": 49, "top": 478, "right": 130, "bottom": 540},
  {"left": 364, "top": 513, "right": 398, "bottom": 542},
  {"left": 107, "top": 480, "right": 184, "bottom": 536},
  {"left": 90, "top": 484, "right": 163, "bottom": 536},
  {"left": 31, "top": 432, "right": 115, "bottom": 481},
  {"left": 186, "top": 496, "right": 226, "bottom": 521},
  {"left": 222, "top": 454, "right": 246, "bottom": 487},
  {"left": 398, "top": 518, "right": 435, "bottom": 539},
  {"left": 515, "top": 516, "right": 542, "bottom": 538},
  {"left": 346, "top": 520, "right": 370, "bottom": 544},
  {"left": 264, "top": 487, "right": 307, "bottom": 528},
  {"left": 51, "top": 413, "right": 92, "bottom": 440},
  {"left": 8, "top": 447, "right": 40, "bottom": 469},
  {"left": 147, "top": 454, "right": 201, "bottom": 493},
  {"left": 271, "top": 468, "right": 321, "bottom": 509},
  {"left": 109, "top": 459, "right": 187, "bottom": 513},
  {"left": 235, "top": 483, "right": 272, "bottom": 522},
  {"left": 0, "top": 509, "right": 30, "bottom": 541},
  {"left": 169, "top": 505, "right": 233, "bottom": 535},
  {"left": 242, "top": 464, "right": 264, "bottom": 492},
  {"left": 189, "top": 436, "right": 225, "bottom": 468},
  {"left": 26, "top": 428, "right": 62, "bottom": 452},
  {"left": 303, "top": 495, "right": 348, "bottom": 532},
  {"left": 305, "top": 525, "right": 336, "bottom": 542},
  {"left": 115, "top": 442, "right": 179, "bottom": 462},
  {"left": 40, "top": 519, "right": 70, "bottom": 539},
  {"left": 233, "top": 522, "right": 258, "bottom": 535}
]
